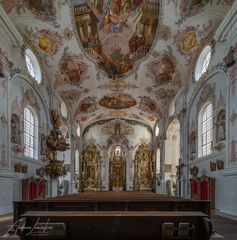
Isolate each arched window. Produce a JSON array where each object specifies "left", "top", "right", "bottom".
[
  {"left": 25, "top": 48, "right": 42, "bottom": 84},
  {"left": 23, "top": 107, "right": 38, "bottom": 159},
  {"left": 156, "top": 148, "right": 160, "bottom": 174},
  {"left": 76, "top": 124, "right": 81, "bottom": 137},
  {"left": 155, "top": 124, "right": 159, "bottom": 137},
  {"left": 61, "top": 101, "right": 67, "bottom": 119},
  {"left": 198, "top": 103, "right": 213, "bottom": 157},
  {"left": 75, "top": 150, "right": 79, "bottom": 174},
  {"left": 195, "top": 45, "right": 211, "bottom": 81}
]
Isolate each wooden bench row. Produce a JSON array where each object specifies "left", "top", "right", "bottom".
[{"left": 20, "top": 211, "right": 212, "bottom": 240}]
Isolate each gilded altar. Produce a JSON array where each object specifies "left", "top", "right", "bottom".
[
  {"left": 80, "top": 142, "right": 101, "bottom": 191},
  {"left": 109, "top": 145, "right": 126, "bottom": 191},
  {"left": 135, "top": 143, "right": 155, "bottom": 191}
]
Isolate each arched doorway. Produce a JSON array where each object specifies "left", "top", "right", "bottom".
[
  {"left": 165, "top": 119, "right": 180, "bottom": 196},
  {"left": 109, "top": 145, "right": 126, "bottom": 191}
]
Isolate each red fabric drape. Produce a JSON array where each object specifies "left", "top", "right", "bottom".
[
  {"left": 192, "top": 180, "right": 198, "bottom": 195},
  {"left": 201, "top": 180, "right": 208, "bottom": 200},
  {"left": 29, "top": 181, "right": 36, "bottom": 201}
]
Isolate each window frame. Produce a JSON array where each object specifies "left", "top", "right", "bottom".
[
  {"left": 195, "top": 45, "right": 212, "bottom": 81},
  {"left": 23, "top": 106, "right": 39, "bottom": 160},
  {"left": 198, "top": 102, "right": 213, "bottom": 158},
  {"left": 24, "top": 48, "right": 42, "bottom": 84},
  {"left": 75, "top": 150, "right": 79, "bottom": 174}
]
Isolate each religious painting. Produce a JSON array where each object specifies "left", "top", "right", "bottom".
[
  {"left": 54, "top": 53, "right": 87, "bottom": 88},
  {"left": 73, "top": 0, "right": 160, "bottom": 79},
  {"left": 74, "top": 96, "right": 97, "bottom": 116},
  {"left": 99, "top": 93, "right": 136, "bottom": 109},
  {"left": 148, "top": 55, "right": 182, "bottom": 88},
  {"left": 139, "top": 96, "right": 157, "bottom": 113},
  {"left": 27, "top": 0, "right": 56, "bottom": 21}
]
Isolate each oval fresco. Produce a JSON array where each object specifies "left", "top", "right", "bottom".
[
  {"left": 99, "top": 93, "right": 136, "bottom": 109},
  {"left": 73, "top": 0, "right": 160, "bottom": 79}
]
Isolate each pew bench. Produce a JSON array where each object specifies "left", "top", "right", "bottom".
[{"left": 21, "top": 211, "right": 212, "bottom": 240}]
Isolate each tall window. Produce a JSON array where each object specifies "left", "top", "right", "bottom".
[
  {"left": 195, "top": 45, "right": 211, "bottom": 81},
  {"left": 75, "top": 150, "right": 79, "bottom": 174},
  {"left": 156, "top": 148, "right": 160, "bottom": 174},
  {"left": 24, "top": 107, "right": 38, "bottom": 159},
  {"left": 200, "top": 103, "right": 213, "bottom": 157},
  {"left": 25, "top": 53, "right": 35, "bottom": 78},
  {"left": 25, "top": 48, "right": 42, "bottom": 84}
]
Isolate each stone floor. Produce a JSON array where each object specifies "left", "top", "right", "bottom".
[{"left": 0, "top": 213, "right": 237, "bottom": 239}]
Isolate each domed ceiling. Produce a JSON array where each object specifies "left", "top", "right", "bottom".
[{"left": 1, "top": 0, "right": 233, "bottom": 130}]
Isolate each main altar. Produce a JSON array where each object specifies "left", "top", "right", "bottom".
[{"left": 79, "top": 138, "right": 156, "bottom": 192}]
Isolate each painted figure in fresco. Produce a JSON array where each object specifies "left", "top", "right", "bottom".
[{"left": 217, "top": 110, "right": 226, "bottom": 142}]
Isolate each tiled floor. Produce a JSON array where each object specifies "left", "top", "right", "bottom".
[
  {"left": 0, "top": 213, "right": 237, "bottom": 239},
  {"left": 211, "top": 213, "right": 237, "bottom": 240}
]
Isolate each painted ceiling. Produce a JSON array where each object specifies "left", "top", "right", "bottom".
[{"left": 1, "top": 0, "right": 233, "bottom": 130}]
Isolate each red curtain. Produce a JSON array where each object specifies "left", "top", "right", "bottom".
[
  {"left": 29, "top": 181, "right": 36, "bottom": 201},
  {"left": 191, "top": 179, "right": 200, "bottom": 200},
  {"left": 201, "top": 180, "right": 208, "bottom": 200}
]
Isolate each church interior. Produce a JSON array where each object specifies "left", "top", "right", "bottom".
[{"left": 0, "top": 0, "right": 237, "bottom": 239}]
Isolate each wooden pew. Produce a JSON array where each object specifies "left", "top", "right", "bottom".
[
  {"left": 21, "top": 211, "right": 212, "bottom": 240},
  {"left": 13, "top": 192, "right": 211, "bottom": 222}
]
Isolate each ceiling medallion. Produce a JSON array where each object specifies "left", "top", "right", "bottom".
[{"left": 73, "top": 0, "right": 160, "bottom": 79}]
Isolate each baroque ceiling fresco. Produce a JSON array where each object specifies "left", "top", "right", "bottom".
[{"left": 0, "top": 0, "right": 234, "bottom": 130}]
